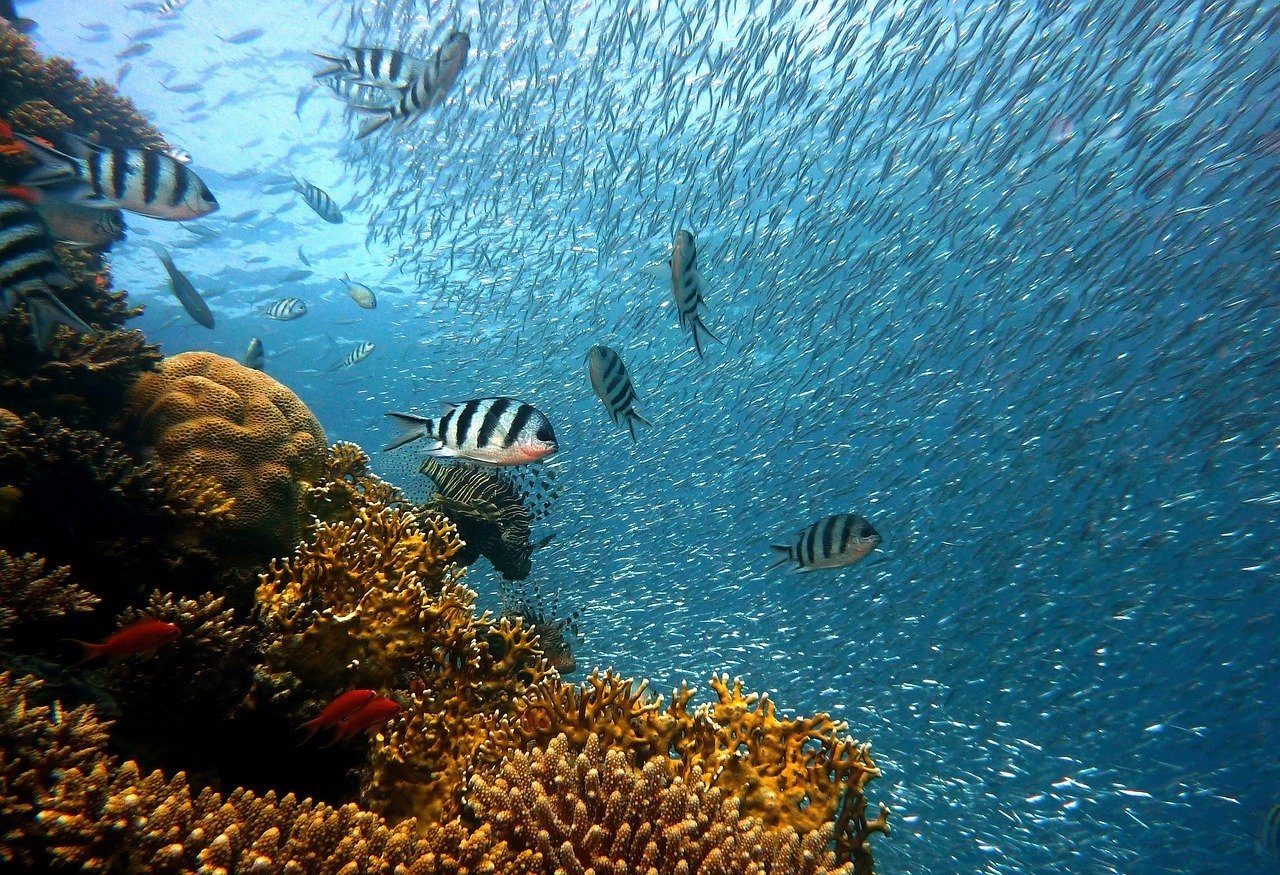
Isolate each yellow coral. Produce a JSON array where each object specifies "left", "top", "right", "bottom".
[{"left": 125, "top": 352, "right": 327, "bottom": 560}]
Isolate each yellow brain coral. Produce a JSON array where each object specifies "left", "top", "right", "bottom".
[{"left": 126, "top": 351, "right": 327, "bottom": 559}]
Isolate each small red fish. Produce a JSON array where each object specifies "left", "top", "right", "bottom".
[
  {"left": 328, "top": 697, "right": 401, "bottom": 744},
  {"left": 71, "top": 618, "right": 180, "bottom": 663},
  {"left": 0, "top": 120, "right": 14, "bottom": 141},
  {"left": 298, "top": 689, "right": 377, "bottom": 742},
  {"left": 2, "top": 185, "right": 41, "bottom": 206}
]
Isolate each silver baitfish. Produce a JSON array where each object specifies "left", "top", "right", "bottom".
[
  {"left": 669, "top": 229, "right": 720, "bottom": 358},
  {"left": 0, "top": 190, "right": 95, "bottom": 350},
  {"left": 312, "top": 45, "right": 426, "bottom": 89},
  {"left": 383, "top": 396, "right": 559, "bottom": 465},
  {"left": 335, "top": 340, "right": 375, "bottom": 369},
  {"left": 242, "top": 336, "right": 264, "bottom": 370},
  {"left": 293, "top": 177, "right": 342, "bottom": 224},
  {"left": 17, "top": 133, "right": 218, "bottom": 221},
  {"left": 264, "top": 297, "right": 307, "bottom": 320},
  {"left": 340, "top": 273, "right": 377, "bottom": 309},
  {"left": 355, "top": 31, "right": 470, "bottom": 140},
  {"left": 769, "top": 514, "right": 882, "bottom": 572},
  {"left": 145, "top": 242, "right": 213, "bottom": 328},
  {"left": 586, "top": 344, "right": 651, "bottom": 443}
]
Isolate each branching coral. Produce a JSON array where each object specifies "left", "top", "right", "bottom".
[
  {"left": 0, "top": 550, "right": 98, "bottom": 646},
  {"left": 468, "top": 732, "right": 853, "bottom": 875},
  {"left": 301, "top": 439, "right": 405, "bottom": 527},
  {"left": 125, "top": 352, "right": 328, "bottom": 562}
]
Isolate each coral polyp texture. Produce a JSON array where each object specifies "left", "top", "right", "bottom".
[{"left": 125, "top": 351, "right": 328, "bottom": 562}]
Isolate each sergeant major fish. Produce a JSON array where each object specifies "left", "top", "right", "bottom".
[
  {"left": 264, "top": 297, "right": 307, "bottom": 320},
  {"left": 355, "top": 31, "right": 470, "bottom": 140},
  {"left": 668, "top": 229, "right": 721, "bottom": 358},
  {"left": 293, "top": 177, "right": 342, "bottom": 224},
  {"left": 335, "top": 340, "right": 375, "bottom": 369},
  {"left": 769, "top": 514, "right": 882, "bottom": 572},
  {"left": 17, "top": 133, "right": 218, "bottom": 221},
  {"left": 145, "top": 242, "right": 213, "bottom": 328},
  {"left": 586, "top": 344, "right": 651, "bottom": 442},
  {"left": 312, "top": 45, "right": 426, "bottom": 89},
  {"left": 0, "top": 188, "right": 96, "bottom": 351},
  {"left": 383, "top": 396, "right": 558, "bottom": 465}
]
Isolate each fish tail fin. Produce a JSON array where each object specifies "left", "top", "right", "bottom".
[
  {"left": 383, "top": 411, "right": 434, "bottom": 451},
  {"left": 767, "top": 544, "right": 793, "bottom": 571},
  {"left": 311, "top": 51, "right": 349, "bottom": 78},
  {"left": 355, "top": 112, "right": 392, "bottom": 139},
  {"left": 66, "top": 638, "right": 103, "bottom": 665},
  {"left": 26, "top": 292, "right": 92, "bottom": 351},
  {"left": 691, "top": 317, "right": 720, "bottom": 358},
  {"left": 15, "top": 133, "right": 81, "bottom": 188},
  {"left": 626, "top": 410, "right": 651, "bottom": 443}
]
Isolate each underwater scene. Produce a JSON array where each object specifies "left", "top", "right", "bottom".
[{"left": 0, "top": 0, "right": 1278, "bottom": 872}]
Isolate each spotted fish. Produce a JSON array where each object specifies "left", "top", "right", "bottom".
[
  {"left": 586, "top": 344, "right": 650, "bottom": 442},
  {"left": 669, "top": 229, "right": 721, "bottom": 358},
  {"left": 17, "top": 133, "right": 218, "bottom": 221},
  {"left": 769, "top": 514, "right": 882, "bottom": 572},
  {"left": 383, "top": 396, "right": 558, "bottom": 465}
]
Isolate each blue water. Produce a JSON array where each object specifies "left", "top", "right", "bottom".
[{"left": 27, "top": 0, "right": 1280, "bottom": 871}]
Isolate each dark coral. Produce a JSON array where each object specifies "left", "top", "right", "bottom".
[{"left": 0, "top": 549, "right": 98, "bottom": 646}]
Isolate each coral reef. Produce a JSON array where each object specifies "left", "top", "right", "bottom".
[
  {"left": 125, "top": 352, "right": 328, "bottom": 562},
  {"left": 0, "top": 549, "right": 98, "bottom": 646},
  {"left": 301, "top": 439, "right": 405, "bottom": 526},
  {"left": 468, "top": 732, "right": 852, "bottom": 874},
  {"left": 499, "top": 579, "right": 581, "bottom": 674}
]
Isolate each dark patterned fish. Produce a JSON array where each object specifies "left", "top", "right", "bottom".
[
  {"left": 293, "top": 177, "right": 342, "bottom": 224},
  {"left": 669, "top": 229, "right": 720, "bottom": 358},
  {"left": 586, "top": 344, "right": 651, "bottom": 442},
  {"left": 264, "top": 297, "right": 307, "bottom": 320},
  {"left": 335, "top": 340, "right": 375, "bottom": 369},
  {"left": 383, "top": 396, "right": 558, "bottom": 465},
  {"left": 313, "top": 45, "right": 427, "bottom": 88},
  {"left": 769, "top": 514, "right": 882, "bottom": 572},
  {"left": 499, "top": 580, "right": 580, "bottom": 673},
  {"left": 146, "top": 242, "right": 213, "bottom": 328},
  {"left": 0, "top": 189, "right": 94, "bottom": 350},
  {"left": 18, "top": 134, "right": 218, "bottom": 221},
  {"left": 355, "top": 31, "right": 470, "bottom": 140}
]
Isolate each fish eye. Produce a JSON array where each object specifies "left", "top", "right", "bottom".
[{"left": 535, "top": 424, "right": 555, "bottom": 443}]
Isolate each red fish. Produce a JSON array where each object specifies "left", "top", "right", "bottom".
[
  {"left": 0, "top": 120, "right": 14, "bottom": 141},
  {"left": 2, "top": 185, "right": 40, "bottom": 205},
  {"left": 328, "top": 697, "right": 401, "bottom": 744},
  {"left": 71, "top": 618, "right": 180, "bottom": 663},
  {"left": 298, "top": 689, "right": 377, "bottom": 742}
]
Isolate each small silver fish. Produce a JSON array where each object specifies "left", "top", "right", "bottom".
[
  {"left": 264, "top": 297, "right": 307, "bottom": 320},
  {"left": 340, "top": 274, "right": 377, "bottom": 309},
  {"left": 116, "top": 41, "right": 152, "bottom": 60},
  {"left": 242, "top": 337, "right": 264, "bottom": 370},
  {"left": 221, "top": 27, "right": 264, "bottom": 45}
]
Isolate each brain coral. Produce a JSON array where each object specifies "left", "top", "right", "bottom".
[{"left": 125, "top": 352, "right": 326, "bottom": 561}]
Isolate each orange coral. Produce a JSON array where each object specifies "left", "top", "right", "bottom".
[
  {"left": 125, "top": 352, "right": 327, "bottom": 561},
  {"left": 0, "top": 549, "right": 98, "bottom": 645},
  {"left": 300, "top": 439, "right": 405, "bottom": 526}
]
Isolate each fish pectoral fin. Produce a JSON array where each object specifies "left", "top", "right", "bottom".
[{"left": 424, "top": 443, "right": 462, "bottom": 459}]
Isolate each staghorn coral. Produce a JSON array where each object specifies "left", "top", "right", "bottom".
[
  {"left": 301, "top": 439, "right": 405, "bottom": 526},
  {"left": 468, "top": 732, "right": 853, "bottom": 875},
  {"left": 0, "top": 549, "right": 98, "bottom": 646},
  {"left": 0, "top": 671, "right": 514, "bottom": 873},
  {"left": 0, "top": 409, "right": 229, "bottom": 613},
  {"left": 499, "top": 579, "right": 581, "bottom": 674},
  {"left": 125, "top": 352, "right": 328, "bottom": 562}
]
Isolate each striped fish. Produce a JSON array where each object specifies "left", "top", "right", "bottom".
[
  {"left": 242, "top": 337, "right": 264, "bottom": 370},
  {"left": 264, "top": 297, "right": 307, "bottom": 320},
  {"left": 335, "top": 340, "right": 375, "bottom": 369},
  {"left": 17, "top": 133, "right": 218, "bottom": 221},
  {"left": 293, "top": 178, "right": 342, "bottom": 224},
  {"left": 313, "top": 45, "right": 427, "bottom": 89},
  {"left": 0, "top": 190, "right": 95, "bottom": 350},
  {"left": 669, "top": 229, "right": 721, "bottom": 358},
  {"left": 322, "top": 75, "right": 398, "bottom": 111},
  {"left": 356, "top": 31, "right": 470, "bottom": 140},
  {"left": 146, "top": 242, "right": 213, "bottom": 328},
  {"left": 769, "top": 514, "right": 882, "bottom": 572},
  {"left": 586, "top": 345, "right": 650, "bottom": 442},
  {"left": 383, "top": 396, "right": 558, "bottom": 465}
]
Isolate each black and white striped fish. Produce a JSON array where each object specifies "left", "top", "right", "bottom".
[
  {"left": 312, "top": 45, "right": 426, "bottom": 89},
  {"left": 242, "top": 336, "right": 264, "bottom": 370},
  {"left": 0, "top": 190, "right": 94, "bottom": 351},
  {"left": 383, "top": 396, "right": 558, "bottom": 465},
  {"left": 335, "top": 340, "right": 375, "bottom": 369},
  {"left": 586, "top": 345, "right": 650, "bottom": 443},
  {"left": 769, "top": 514, "right": 882, "bottom": 572},
  {"left": 669, "top": 229, "right": 721, "bottom": 358},
  {"left": 17, "top": 134, "right": 218, "bottom": 221},
  {"left": 292, "top": 178, "right": 342, "bottom": 224},
  {"left": 322, "top": 75, "right": 397, "bottom": 111},
  {"left": 264, "top": 297, "right": 307, "bottom": 320},
  {"left": 355, "top": 31, "right": 470, "bottom": 140},
  {"left": 145, "top": 242, "right": 213, "bottom": 328}
]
